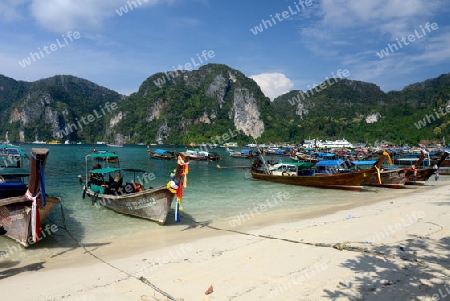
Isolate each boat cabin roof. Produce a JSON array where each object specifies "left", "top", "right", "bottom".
[
  {"left": 89, "top": 167, "right": 122, "bottom": 174},
  {"left": 153, "top": 149, "right": 172, "bottom": 154},
  {"left": 0, "top": 144, "right": 25, "bottom": 156},
  {"left": 315, "top": 159, "right": 346, "bottom": 167},
  {"left": 351, "top": 160, "right": 377, "bottom": 166},
  {"left": 88, "top": 151, "right": 118, "bottom": 159}
]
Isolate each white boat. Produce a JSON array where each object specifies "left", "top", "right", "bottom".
[
  {"left": 303, "top": 139, "right": 354, "bottom": 149},
  {"left": 225, "top": 142, "right": 238, "bottom": 147}
]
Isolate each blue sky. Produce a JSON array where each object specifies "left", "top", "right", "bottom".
[{"left": 1, "top": 0, "right": 450, "bottom": 100}]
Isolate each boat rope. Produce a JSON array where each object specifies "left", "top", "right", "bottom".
[
  {"left": 47, "top": 210, "right": 178, "bottom": 301},
  {"left": 176, "top": 212, "right": 426, "bottom": 265}
]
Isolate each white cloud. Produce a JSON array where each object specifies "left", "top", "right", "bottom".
[
  {"left": 28, "top": 0, "right": 172, "bottom": 32},
  {"left": 320, "top": 0, "right": 438, "bottom": 37},
  {"left": 250, "top": 73, "right": 294, "bottom": 101},
  {"left": 410, "top": 29, "right": 450, "bottom": 64}
]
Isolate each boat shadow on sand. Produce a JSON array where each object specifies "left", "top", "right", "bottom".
[
  {"left": 0, "top": 261, "right": 45, "bottom": 280},
  {"left": 0, "top": 199, "right": 110, "bottom": 279}
]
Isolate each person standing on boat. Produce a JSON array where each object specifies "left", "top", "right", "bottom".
[{"left": 433, "top": 164, "right": 439, "bottom": 181}]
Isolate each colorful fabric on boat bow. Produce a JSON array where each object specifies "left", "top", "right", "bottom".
[
  {"left": 383, "top": 151, "right": 393, "bottom": 166},
  {"left": 166, "top": 155, "right": 190, "bottom": 222},
  {"left": 374, "top": 165, "right": 382, "bottom": 185},
  {"left": 25, "top": 189, "right": 41, "bottom": 243}
]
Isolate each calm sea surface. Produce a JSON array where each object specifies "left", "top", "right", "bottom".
[{"left": 0, "top": 144, "right": 441, "bottom": 262}]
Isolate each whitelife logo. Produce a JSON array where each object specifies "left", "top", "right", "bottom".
[{"left": 18, "top": 31, "right": 81, "bottom": 68}]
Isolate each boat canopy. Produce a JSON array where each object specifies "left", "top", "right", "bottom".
[
  {"left": 153, "top": 149, "right": 170, "bottom": 155},
  {"left": 89, "top": 167, "right": 122, "bottom": 174},
  {"left": 315, "top": 159, "right": 346, "bottom": 167},
  {"left": 351, "top": 160, "right": 377, "bottom": 166},
  {"left": 0, "top": 144, "right": 25, "bottom": 156},
  {"left": 274, "top": 150, "right": 287, "bottom": 154},
  {"left": 311, "top": 152, "right": 336, "bottom": 158},
  {"left": 89, "top": 152, "right": 118, "bottom": 159},
  {"left": 241, "top": 150, "right": 252, "bottom": 154}
]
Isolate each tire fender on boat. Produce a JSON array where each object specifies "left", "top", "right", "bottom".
[{"left": 82, "top": 186, "right": 87, "bottom": 199}]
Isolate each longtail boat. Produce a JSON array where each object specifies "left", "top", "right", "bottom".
[
  {"left": 404, "top": 151, "right": 448, "bottom": 185},
  {"left": 82, "top": 151, "right": 190, "bottom": 224},
  {"left": 185, "top": 150, "right": 220, "bottom": 161},
  {"left": 359, "top": 151, "right": 407, "bottom": 189},
  {"left": 228, "top": 148, "right": 256, "bottom": 158},
  {"left": 250, "top": 160, "right": 373, "bottom": 191},
  {"left": 302, "top": 151, "right": 407, "bottom": 189},
  {"left": 147, "top": 148, "right": 176, "bottom": 160},
  {"left": 0, "top": 146, "right": 61, "bottom": 247}
]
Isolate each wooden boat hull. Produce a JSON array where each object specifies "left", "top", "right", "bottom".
[
  {"left": 86, "top": 186, "right": 175, "bottom": 225},
  {"left": 188, "top": 155, "right": 220, "bottom": 161},
  {"left": 148, "top": 153, "right": 175, "bottom": 160},
  {"left": 0, "top": 196, "right": 61, "bottom": 247},
  {"left": 363, "top": 169, "right": 407, "bottom": 189},
  {"left": 230, "top": 154, "right": 255, "bottom": 158},
  {"left": 250, "top": 169, "right": 372, "bottom": 191},
  {"left": 405, "top": 168, "right": 435, "bottom": 185}
]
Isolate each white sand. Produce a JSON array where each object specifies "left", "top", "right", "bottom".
[{"left": 1, "top": 181, "right": 450, "bottom": 301}]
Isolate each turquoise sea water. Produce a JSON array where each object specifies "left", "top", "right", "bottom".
[{"left": 0, "top": 144, "right": 437, "bottom": 262}]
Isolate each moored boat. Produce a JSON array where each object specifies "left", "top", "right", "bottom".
[
  {"left": 0, "top": 145, "right": 61, "bottom": 247},
  {"left": 403, "top": 151, "right": 449, "bottom": 185},
  {"left": 228, "top": 148, "right": 256, "bottom": 158},
  {"left": 147, "top": 148, "right": 176, "bottom": 160},
  {"left": 290, "top": 152, "right": 319, "bottom": 163},
  {"left": 353, "top": 151, "right": 408, "bottom": 189},
  {"left": 82, "top": 151, "right": 190, "bottom": 224},
  {"left": 250, "top": 160, "right": 372, "bottom": 191},
  {"left": 185, "top": 150, "right": 220, "bottom": 161},
  {"left": 47, "top": 140, "right": 61, "bottom": 145}
]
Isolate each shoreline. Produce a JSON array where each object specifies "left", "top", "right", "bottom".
[{"left": 1, "top": 181, "right": 449, "bottom": 300}]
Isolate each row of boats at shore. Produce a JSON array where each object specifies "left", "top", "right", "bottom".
[
  {"left": 1, "top": 140, "right": 449, "bottom": 248},
  {"left": 148, "top": 144, "right": 450, "bottom": 192},
  {"left": 251, "top": 150, "right": 449, "bottom": 191}
]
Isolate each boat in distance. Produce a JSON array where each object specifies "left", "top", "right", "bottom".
[{"left": 147, "top": 148, "right": 176, "bottom": 160}]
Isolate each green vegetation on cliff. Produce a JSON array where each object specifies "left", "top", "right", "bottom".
[{"left": 0, "top": 65, "right": 448, "bottom": 145}]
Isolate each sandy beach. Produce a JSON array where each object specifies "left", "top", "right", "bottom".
[{"left": 1, "top": 181, "right": 450, "bottom": 301}]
